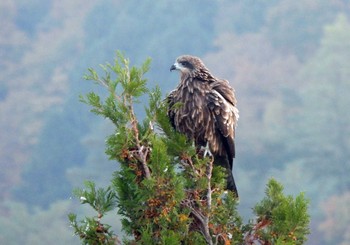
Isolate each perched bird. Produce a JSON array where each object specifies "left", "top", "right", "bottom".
[{"left": 168, "top": 55, "right": 239, "bottom": 197}]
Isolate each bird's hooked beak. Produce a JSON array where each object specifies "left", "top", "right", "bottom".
[{"left": 170, "top": 62, "right": 180, "bottom": 72}]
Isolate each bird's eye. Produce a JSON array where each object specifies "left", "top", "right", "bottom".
[
  {"left": 178, "top": 60, "right": 194, "bottom": 70},
  {"left": 181, "top": 61, "right": 190, "bottom": 67}
]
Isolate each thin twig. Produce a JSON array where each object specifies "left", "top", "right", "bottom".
[
  {"left": 96, "top": 78, "right": 109, "bottom": 88},
  {"left": 127, "top": 86, "right": 151, "bottom": 179},
  {"left": 202, "top": 157, "right": 214, "bottom": 245},
  {"left": 181, "top": 154, "right": 200, "bottom": 175},
  {"left": 181, "top": 157, "right": 215, "bottom": 245},
  {"left": 139, "top": 145, "right": 151, "bottom": 178}
]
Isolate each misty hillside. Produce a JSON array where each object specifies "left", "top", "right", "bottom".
[{"left": 1, "top": 1, "right": 349, "bottom": 244}]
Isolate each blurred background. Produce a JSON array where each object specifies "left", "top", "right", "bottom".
[{"left": 1, "top": 0, "right": 350, "bottom": 244}]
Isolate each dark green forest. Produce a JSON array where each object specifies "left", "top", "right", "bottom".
[{"left": 0, "top": 0, "right": 349, "bottom": 244}]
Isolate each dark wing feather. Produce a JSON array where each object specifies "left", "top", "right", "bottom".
[
  {"left": 211, "top": 79, "right": 237, "bottom": 108},
  {"left": 207, "top": 80, "right": 238, "bottom": 169}
]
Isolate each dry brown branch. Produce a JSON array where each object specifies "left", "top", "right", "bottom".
[{"left": 180, "top": 156, "right": 215, "bottom": 245}]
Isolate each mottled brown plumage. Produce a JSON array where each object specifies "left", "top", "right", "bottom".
[{"left": 168, "top": 55, "right": 239, "bottom": 196}]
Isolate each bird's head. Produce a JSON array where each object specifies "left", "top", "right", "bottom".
[{"left": 170, "top": 55, "right": 205, "bottom": 76}]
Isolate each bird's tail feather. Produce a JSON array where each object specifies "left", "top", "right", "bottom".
[
  {"left": 226, "top": 171, "right": 238, "bottom": 198},
  {"left": 214, "top": 155, "right": 238, "bottom": 198}
]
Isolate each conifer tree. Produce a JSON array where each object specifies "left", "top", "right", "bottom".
[{"left": 68, "top": 52, "right": 310, "bottom": 244}]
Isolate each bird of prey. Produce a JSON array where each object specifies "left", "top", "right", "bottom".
[{"left": 168, "top": 55, "right": 239, "bottom": 197}]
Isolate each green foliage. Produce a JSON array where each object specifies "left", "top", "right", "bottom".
[
  {"left": 69, "top": 52, "right": 311, "bottom": 244},
  {"left": 68, "top": 181, "right": 118, "bottom": 244},
  {"left": 249, "top": 179, "right": 310, "bottom": 244},
  {"left": 68, "top": 213, "right": 117, "bottom": 245},
  {"left": 73, "top": 181, "right": 117, "bottom": 215}
]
